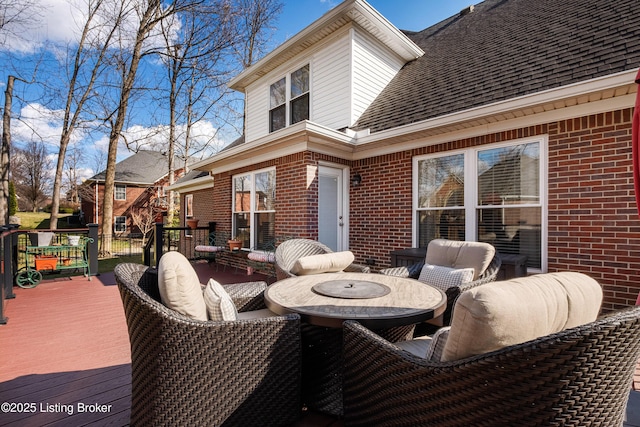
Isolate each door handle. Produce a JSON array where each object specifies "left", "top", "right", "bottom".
[{"left": 339, "top": 216, "right": 344, "bottom": 226}]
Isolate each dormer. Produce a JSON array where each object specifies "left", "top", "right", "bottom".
[{"left": 229, "top": 0, "right": 423, "bottom": 144}]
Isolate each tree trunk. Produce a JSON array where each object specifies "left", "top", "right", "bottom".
[{"left": 0, "top": 76, "right": 14, "bottom": 225}]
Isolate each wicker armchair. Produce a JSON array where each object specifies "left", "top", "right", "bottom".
[
  {"left": 114, "top": 263, "right": 302, "bottom": 427},
  {"left": 274, "top": 238, "right": 370, "bottom": 280},
  {"left": 380, "top": 242, "right": 501, "bottom": 326},
  {"left": 342, "top": 272, "right": 640, "bottom": 426}
]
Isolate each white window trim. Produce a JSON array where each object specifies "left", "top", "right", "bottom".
[
  {"left": 268, "top": 63, "right": 311, "bottom": 132},
  {"left": 115, "top": 184, "right": 126, "bottom": 201},
  {"left": 412, "top": 135, "right": 548, "bottom": 273},
  {"left": 114, "top": 215, "right": 127, "bottom": 233},
  {"left": 185, "top": 194, "right": 194, "bottom": 218},
  {"left": 232, "top": 166, "right": 276, "bottom": 249}
]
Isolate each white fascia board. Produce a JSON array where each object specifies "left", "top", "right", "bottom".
[
  {"left": 229, "top": 0, "right": 422, "bottom": 91},
  {"left": 356, "top": 69, "right": 638, "bottom": 147},
  {"left": 166, "top": 175, "right": 214, "bottom": 193},
  {"left": 194, "top": 121, "right": 356, "bottom": 175}
]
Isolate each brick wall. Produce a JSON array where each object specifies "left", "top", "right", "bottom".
[
  {"left": 349, "top": 108, "right": 639, "bottom": 311},
  {"left": 191, "top": 107, "right": 640, "bottom": 310},
  {"left": 547, "top": 108, "right": 638, "bottom": 312}
]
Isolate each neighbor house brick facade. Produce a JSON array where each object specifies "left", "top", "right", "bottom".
[
  {"left": 81, "top": 150, "right": 185, "bottom": 234},
  {"left": 172, "top": 0, "right": 640, "bottom": 311}
]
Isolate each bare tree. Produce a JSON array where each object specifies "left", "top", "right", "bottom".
[
  {"left": 48, "top": 0, "right": 125, "bottom": 230},
  {"left": 232, "top": 0, "right": 282, "bottom": 69},
  {"left": 99, "top": 0, "right": 196, "bottom": 254},
  {"left": 0, "top": 75, "right": 16, "bottom": 224},
  {"left": 130, "top": 188, "right": 160, "bottom": 243},
  {"left": 0, "top": 0, "right": 42, "bottom": 47},
  {"left": 11, "top": 140, "right": 52, "bottom": 212},
  {"left": 157, "top": 1, "right": 236, "bottom": 224},
  {"left": 63, "top": 143, "right": 85, "bottom": 206}
]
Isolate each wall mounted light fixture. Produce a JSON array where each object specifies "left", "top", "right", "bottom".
[{"left": 351, "top": 173, "right": 362, "bottom": 186}]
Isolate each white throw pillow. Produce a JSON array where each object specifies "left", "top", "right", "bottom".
[
  {"left": 203, "top": 279, "right": 238, "bottom": 321},
  {"left": 291, "top": 251, "right": 355, "bottom": 275},
  {"left": 157, "top": 252, "right": 207, "bottom": 321},
  {"left": 418, "top": 263, "right": 474, "bottom": 291}
]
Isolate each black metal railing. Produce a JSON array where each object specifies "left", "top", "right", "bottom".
[{"left": 145, "top": 222, "right": 217, "bottom": 267}]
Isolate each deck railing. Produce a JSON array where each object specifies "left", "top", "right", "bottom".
[{"left": 144, "top": 222, "right": 218, "bottom": 267}]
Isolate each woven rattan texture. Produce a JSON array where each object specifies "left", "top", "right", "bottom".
[
  {"left": 275, "top": 239, "right": 370, "bottom": 280},
  {"left": 114, "top": 263, "right": 302, "bottom": 426},
  {"left": 381, "top": 252, "right": 501, "bottom": 325},
  {"left": 300, "top": 323, "right": 415, "bottom": 416},
  {"left": 343, "top": 307, "right": 640, "bottom": 426}
]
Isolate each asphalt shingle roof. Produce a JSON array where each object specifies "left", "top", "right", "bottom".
[
  {"left": 89, "top": 150, "right": 169, "bottom": 185},
  {"left": 352, "top": 0, "right": 640, "bottom": 133}
]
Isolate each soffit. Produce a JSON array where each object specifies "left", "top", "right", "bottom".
[{"left": 229, "top": 0, "right": 423, "bottom": 91}]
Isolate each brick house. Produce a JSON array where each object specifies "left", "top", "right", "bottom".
[
  {"left": 81, "top": 150, "right": 185, "bottom": 234},
  {"left": 175, "top": 0, "right": 640, "bottom": 310}
]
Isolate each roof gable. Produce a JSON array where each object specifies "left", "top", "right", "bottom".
[
  {"left": 89, "top": 150, "right": 169, "bottom": 185},
  {"left": 353, "top": 0, "right": 640, "bottom": 133}
]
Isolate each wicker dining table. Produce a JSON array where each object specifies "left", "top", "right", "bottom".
[{"left": 264, "top": 272, "right": 446, "bottom": 416}]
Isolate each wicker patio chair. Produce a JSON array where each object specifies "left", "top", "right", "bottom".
[
  {"left": 380, "top": 239, "right": 501, "bottom": 326},
  {"left": 274, "top": 238, "right": 370, "bottom": 280},
  {"left": 342, "top": 273, "right": 640, "bottom": 426},
  {"left": 114, "top": 263, "right": 302, "bottom": 427}
]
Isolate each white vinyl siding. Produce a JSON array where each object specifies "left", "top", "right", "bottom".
[
  {"left": 242, "top": 26, "right": 407, "bottom": 142},
  {"left": 313, "top": 34, "right": 352, "bottom": 130},
  {"left": 245, "top": 82, "right": 268, "bottom": 143},
  {"left": 352, "top": 30, "right": 405, "bottom": 123}
]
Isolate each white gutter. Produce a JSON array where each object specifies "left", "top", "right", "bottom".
[
  {"left": 356, "top": 69, "right": 638, "bottom": 145},
  {"left": 166, "top": 175, "right": 214, "bottom": 192}
]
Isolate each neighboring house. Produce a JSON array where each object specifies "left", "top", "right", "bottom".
[
  {"left": 175, "top": 0, "right": 640, "bottom": 310},
  {"left": 81, "top": 150, "right": 185, "bottom": 234}
]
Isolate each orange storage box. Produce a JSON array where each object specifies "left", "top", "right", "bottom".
[{"left": 35, "top": 255, "right": 58, "bottom": 271}]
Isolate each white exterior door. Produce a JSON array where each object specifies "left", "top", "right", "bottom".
[{"left": 318, "top": 166, "right": 347, "bottom": 251}]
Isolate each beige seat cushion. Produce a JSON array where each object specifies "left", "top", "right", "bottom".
[
  {"left": 203, "top": 279, "right": 238, "bottom": 321},
  {"left": 158, "top": 252, "right": 207, "bottom": 321},
  {"left": 441, "top": 272, "right": 603, "bottom": 362},
  {"left": 291, "top": 251, "right": 355, "bottom": 275},
  {"left": 237, "top": 308, "right": 279, "bottom": 320},
  {"left": 426, "top": 239, "right": 495, "bottom": 280}
]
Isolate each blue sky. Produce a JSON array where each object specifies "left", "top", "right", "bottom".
[
  {"left": 273, "top": 0, "right": 477, "bottom": 44},
  {"left": 1, "top": 0, "right": 478, "bottom": 182}
]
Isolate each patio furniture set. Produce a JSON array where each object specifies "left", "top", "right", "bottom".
[{"left": 114, "top": 238, "right": 640, "bottom": 426}]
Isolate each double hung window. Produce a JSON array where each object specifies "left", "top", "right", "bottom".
[
  {"left": 232, "top": 168, "right": 276, "bottom": 250},
  {"left": 414, "top": 139, "right": 545, "bottom": 270},
  {"left": 269, "top": 65, "right": 309, "bottom": 132},
  {"left": 115, "top": 185, "right": 126, "bottom": 201},
  {"left": 114, "top": 216, "right": 126, "bottom": 233}
]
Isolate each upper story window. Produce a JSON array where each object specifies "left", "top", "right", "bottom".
[
  {"left": 115, "top": 185, "right": 126, "bottom": 201},
  {"left": 414, "top": 138, "right": 546, "bottom": 272},
  {"left": 269, "top": 64, "right": 309, "bottom": 133}
]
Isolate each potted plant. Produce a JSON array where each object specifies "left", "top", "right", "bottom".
[
  {"left": 186, "top": 218, "right": 199, "bottom": 229},
  {"left": 228, "top": 237, "right": 242, "bottom": 251}
]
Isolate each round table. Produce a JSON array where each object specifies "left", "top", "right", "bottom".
[
  {"left": 264, "top": 273, "right": 446, "bottom": 415},
  {"left": 264, "top": 272, "right": 446, "bottom": 329}
]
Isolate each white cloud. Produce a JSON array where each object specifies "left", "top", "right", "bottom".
[{"left": 3, "top": 0, "right": 182, "bottom": 54}]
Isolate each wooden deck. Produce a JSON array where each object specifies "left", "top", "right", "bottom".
[
  {"left": 1, "top": 262, "right": 638, "bottom": 426},
  {"left": 0, "top": 263, "right": 342, "bottom": 427}
]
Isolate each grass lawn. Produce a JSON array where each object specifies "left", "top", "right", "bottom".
[
  {"left": 15, "top": 212, "right": 76, "bottom": 230},
  {"left": 14, "top": 212, "right": 144, "bottom": 275}
]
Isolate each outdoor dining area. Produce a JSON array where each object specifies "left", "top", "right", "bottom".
[{"left": 2, "top": 238, "right": 640, "bottom": 426}]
